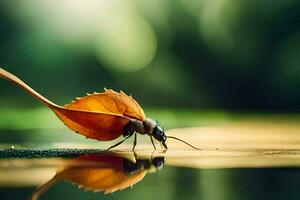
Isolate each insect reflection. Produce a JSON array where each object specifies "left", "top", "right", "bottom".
[{"left": 30, "top": 152, "right": 165, "bottom": 200}]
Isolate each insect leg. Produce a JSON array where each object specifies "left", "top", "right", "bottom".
[
  {"left": 107, "top": 136, "right": 131, "bottom": 150},
  {"left": 150, "top": 136, "right": 156, "bottom": 149},
  {"left": 133, "top": 151, "right": 138, "bottom": 161},
  {"left": 132, "top": 133, "right": 137, "bottom": 151}
]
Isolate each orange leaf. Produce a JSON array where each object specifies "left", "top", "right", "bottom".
[
  {"left": 65, "top": 89, "right": 146, "bottom": 121},
  {"left": 0, "top": 68, "right": 140, "bottom": 141},
  {"left": 52, "top": 107, "right": 130, "bottom": 140}
]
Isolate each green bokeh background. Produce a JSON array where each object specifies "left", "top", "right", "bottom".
[
  {"left": 0, "top": 1, "right": 300, "bottom": 200},
  {"left": 0, "top": 0, "right": 299, "bottom": 110}
]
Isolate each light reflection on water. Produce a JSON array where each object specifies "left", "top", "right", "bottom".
[
  {"left": 1, "top": 122, "right": 300, "bottom": 200},
  {"left": 0, "top": 149, "right": 167, "bottom": 200},
  {"left": 0, "top": 148, "right": 300, "bottom": 200}
]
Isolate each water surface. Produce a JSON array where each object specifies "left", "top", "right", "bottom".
[{"left": 1, "top": 115, "right": 300, "bottom": 200}]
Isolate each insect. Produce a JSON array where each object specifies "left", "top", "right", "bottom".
[
  {"left": 0, "top": 68, "right": 200, "bottom": 150},
  {"left": 30, "top": 152, "right": 165, "bottom": 199}
]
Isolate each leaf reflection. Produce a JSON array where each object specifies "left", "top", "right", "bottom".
[{"left": 30, "top": 152, "right": 165, "bottom": 200}]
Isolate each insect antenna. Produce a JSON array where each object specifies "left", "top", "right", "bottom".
[{"left": 166, "top": 136, "right": 201, "bottom": 150}]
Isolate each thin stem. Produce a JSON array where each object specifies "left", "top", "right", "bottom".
[{"left": 29, "top": 176, "right": 58, "bottom": 200}]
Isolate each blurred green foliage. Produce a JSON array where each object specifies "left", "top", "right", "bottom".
[
  {"left": 0, "top": 2, "right": 299, "bottom": 200},
  {"left": 0, "top": 107, "right": 299, "bottom": 148},
  {"left": 0, "top": 0, "right": 299, "bottom": 109}
]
